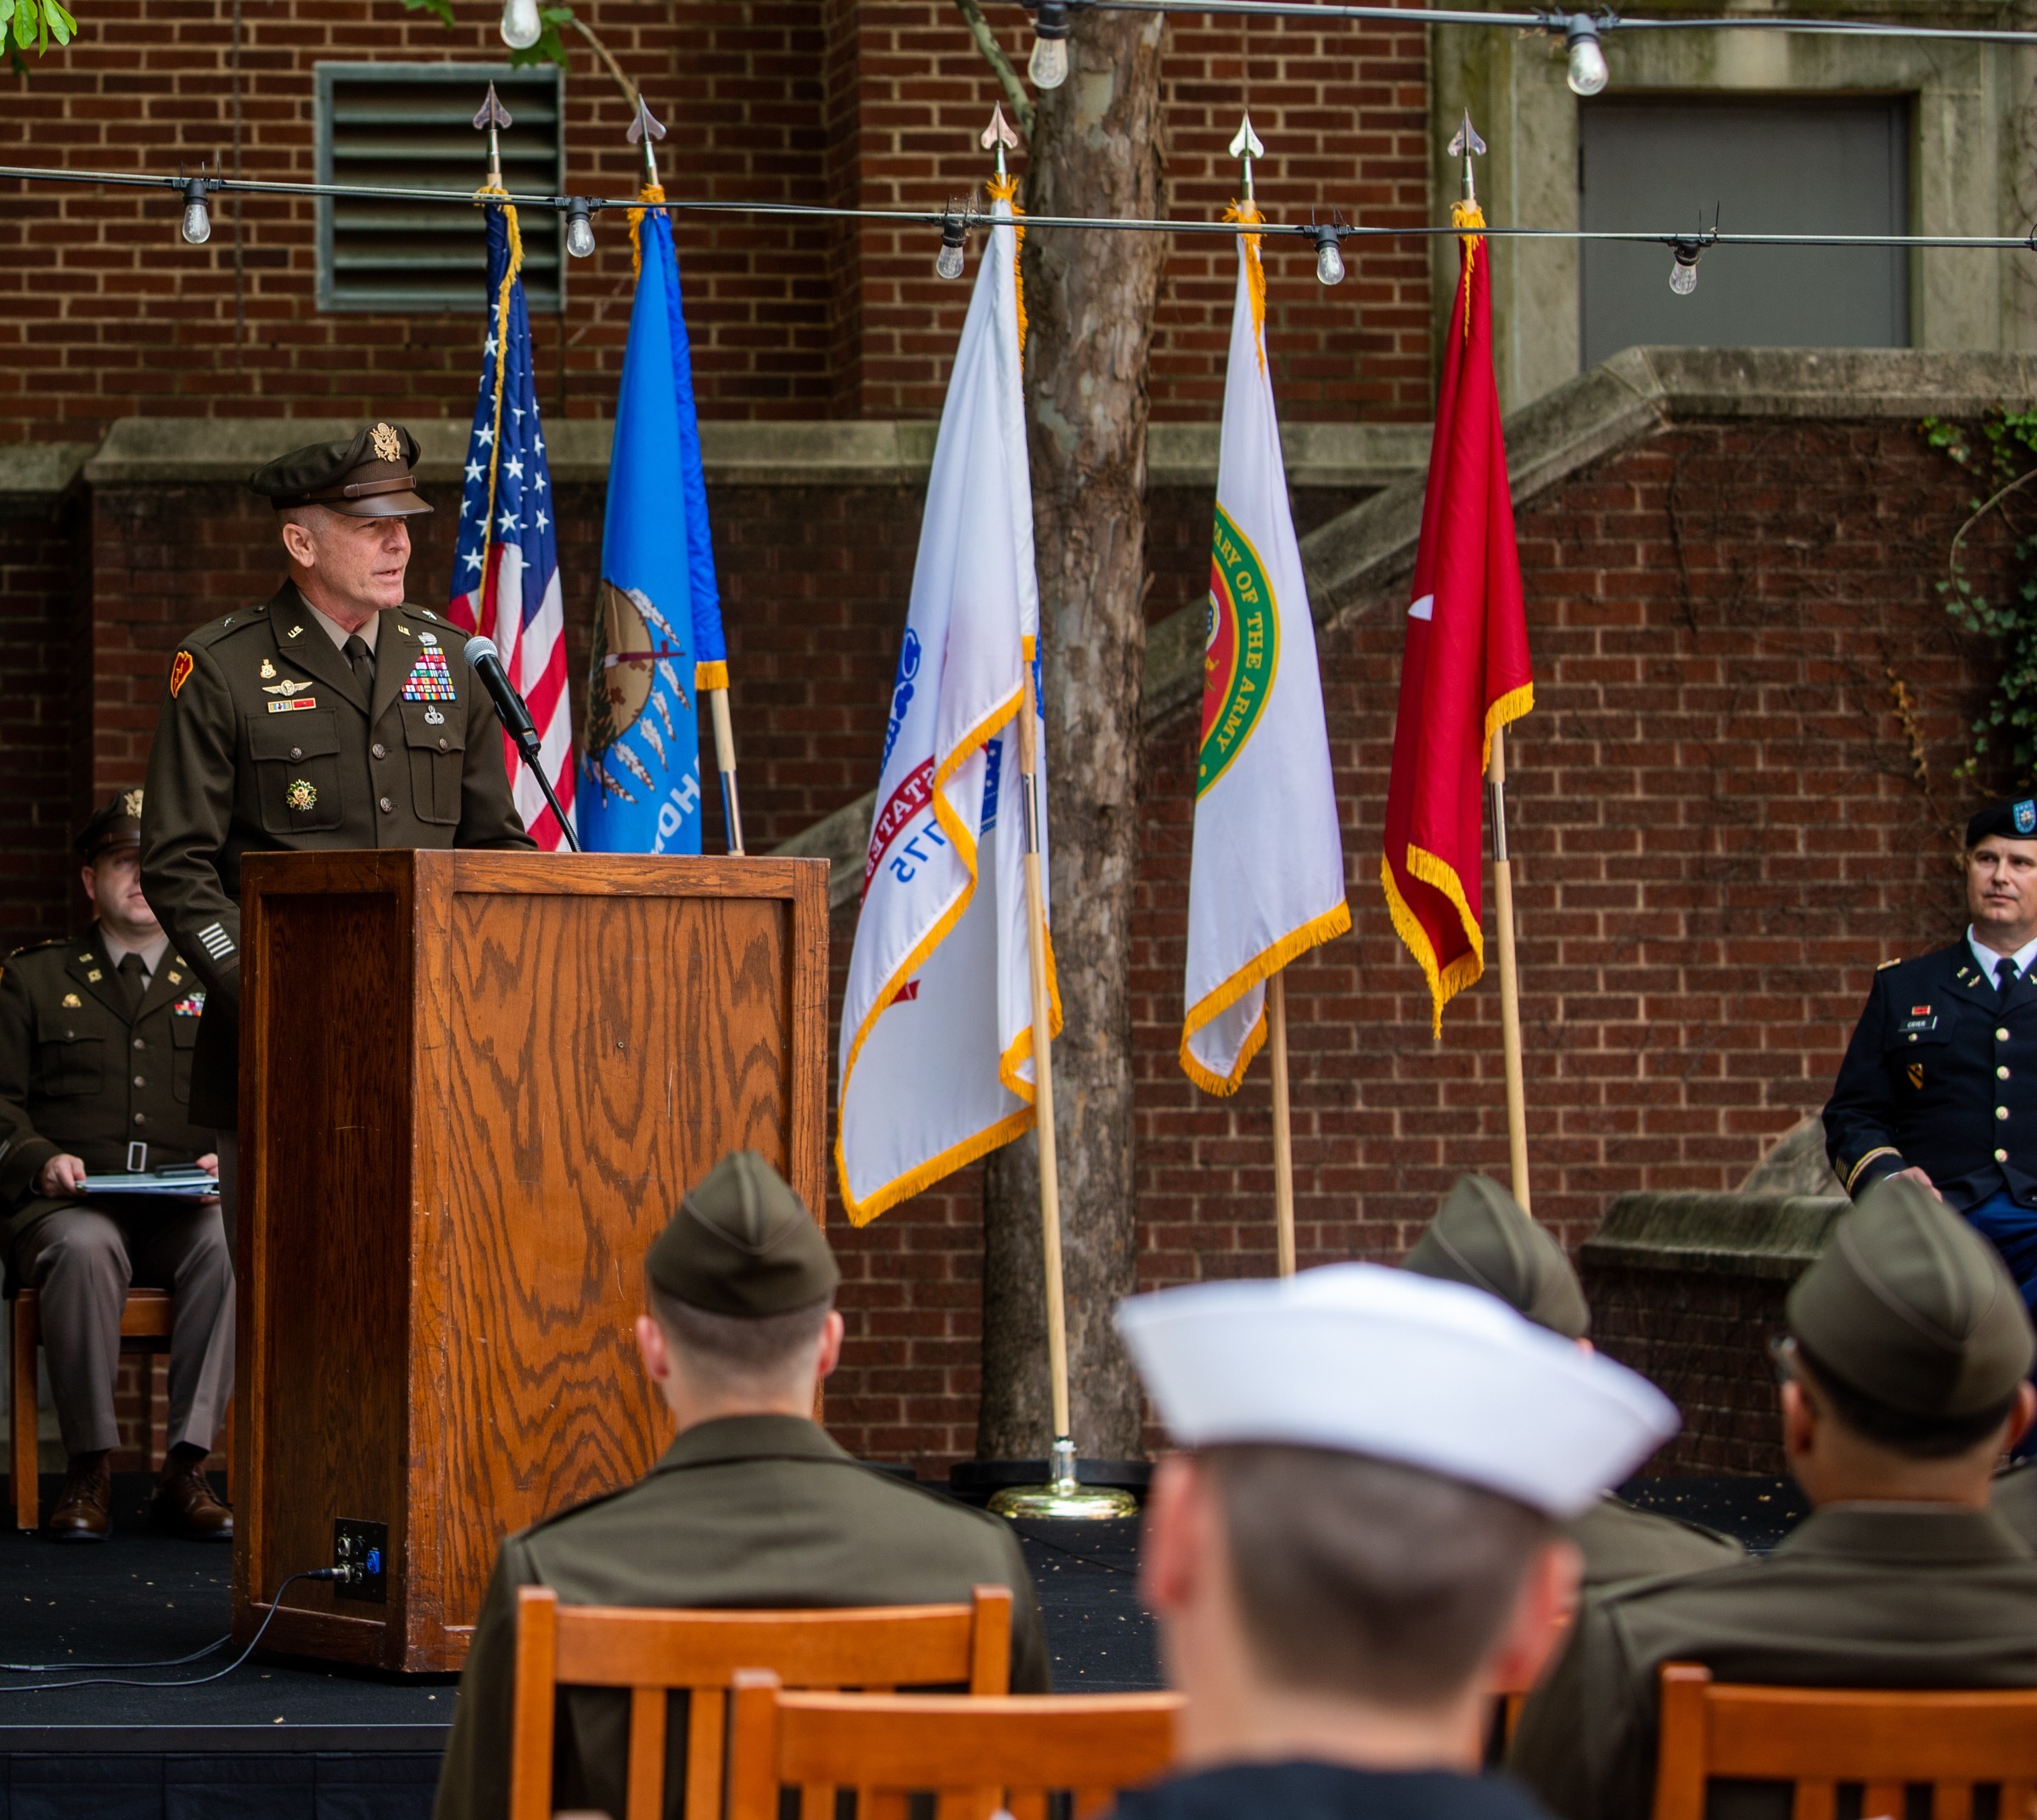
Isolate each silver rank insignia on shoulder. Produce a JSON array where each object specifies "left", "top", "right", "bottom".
[
  {"left": 260, "top": 658, "right": 277, "bottom": 679},
  {"left": 423, "top": 609, "right": 438, "bottom": 621}
]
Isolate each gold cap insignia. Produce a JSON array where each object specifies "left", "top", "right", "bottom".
[
  {"left": 61, "top": 991, "right": 81, "bottom": 1008},
  {"left": 371, "top": 421, "right": 401, "bottom": 463},
  {"left": 121, "top": 788, "right": 143, "bottom": 819},
  {"left": 286, "top": 779, "right": 317, "bottom": 813}
]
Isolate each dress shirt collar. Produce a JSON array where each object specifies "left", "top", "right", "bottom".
[
  {"left": 1967, "top": 926, "right": 2037, "bottom": 984},
  {"left": 297, "top": 586, "right": 380, "bottom": 655},
  {"left": 98, "top": 924, "right": 169, "bottom": 985}
]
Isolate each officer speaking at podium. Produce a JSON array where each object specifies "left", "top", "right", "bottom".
[{"left": 1824, "top": 796, "right": 2037, "bottom": 1316}]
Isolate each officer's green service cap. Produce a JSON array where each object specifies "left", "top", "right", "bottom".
[
  {"left": 1787, "top": 1176, "right": 2034, "bottom": 1417},
  {"left": 250, "top": 420, "right": 433, "bottom": 520},
  {"left": 646, "top": 1150, "right": 839, "bottom": 1317},
  {"left": 76, "top": 787, "right": 145, "bottom": 859},
  {"left": 1401, "top": 1172, "right": 1591, "bottom": 1341},
  {"left": 1967, "top": 797, "right": 2037, "bottom": 845}
]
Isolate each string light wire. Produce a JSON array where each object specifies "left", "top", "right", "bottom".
[{"left": 1, "top": 162, "right": 2033, "bottom": 254}]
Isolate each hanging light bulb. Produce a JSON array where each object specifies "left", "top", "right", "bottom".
[
  {"left": 1312, "top": 224, "right": 1345, "bottom": 287},
  {"left": 565, "top": 198, "right": 596, "bottom": 259},
  {"left": 500, "top": 0, "right": 542, "bottom": 50},
  {"left": 935, "top": 213, "right": 968, "bottom": 281},
  {"left": 1669, "top": 236, "right": 1703, "bottom": 295},
  {"left": 1564, "top": 15, "right": 1608, "bottom": 97},
  {"left": 179, "top": 176, "right": 211, "bottom": 246},
  {"left": 1030, "top": 0, "right": 1069, "bottom": 91}
]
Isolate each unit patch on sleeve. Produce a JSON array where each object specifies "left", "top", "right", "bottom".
[
  {"left": 168, "top": 649, "right": 194, "bottom": 699},
  {"left": 401, "top": 648, "right": 457, "bottom": 702}
]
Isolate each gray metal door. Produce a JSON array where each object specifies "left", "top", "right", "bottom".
[{"left": 1579, "top": 98, "right": 1909, "bottom": 367}]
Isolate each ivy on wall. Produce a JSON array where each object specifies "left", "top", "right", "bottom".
[{"left": 1926, "top": 408, "right": 2037, "bottom": 789}]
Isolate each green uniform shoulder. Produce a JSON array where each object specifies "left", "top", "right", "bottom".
[
  {"left": 390, "top": 605, "right": 473, "bottom": 645},
  {"left": 3, "top": 937, "right": 72, "bottom": 964},
  {"left": 2, "top": 938, "right": 81, "bottom": 984},
  {"left": 177, "top": 599, "right": 278, "bottom": 654}
]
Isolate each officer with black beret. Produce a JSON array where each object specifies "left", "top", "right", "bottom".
[
  {"left": 432, "top": 1150, "right": 1049, "bottom": 1820},
  {"left": 1404, "top": 1175, "right": 1743, "bottom": 1587},
  {"left": 1823, "top": 796, "right": 2037, "bottom": 1317},
  {"left": 138, "top": 424, "right": 535, "bottom": 1204},
  {"left": 1511, "top": 1178, "right": 2037, "bottom": 1820},
  {"left": 0, "top": 789, "right": 233, "bottom": 1541}
]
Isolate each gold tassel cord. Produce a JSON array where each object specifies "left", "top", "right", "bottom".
[
  {"left": 1451, "top": 197, "right": 1484, "bottom": 340},
  {"left": 1221, "top": 198, "right": 1266, "bottom": 372},
  {"left": 629, "top": 180, "right": 665, "bottom": 283},
  {"left": 987, "top": 171, "right": 1026, "bottom": 358},
  {"left": 471, "top": 183, "right": 525, "bottom": 594}
]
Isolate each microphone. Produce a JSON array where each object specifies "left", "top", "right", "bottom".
[
  {"left": 463, "top": 634, "right": 582, "bottom": 854},
  {"left": 463, "top": 634, "right": 540, "bottom": 756}
]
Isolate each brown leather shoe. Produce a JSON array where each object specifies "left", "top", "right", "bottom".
[
  {"left": 149, "top": 1446, "right": 233, "bottom": 1542},
  {"left": 46, "top": 1450, "right": 111, "bottom": 1542}
]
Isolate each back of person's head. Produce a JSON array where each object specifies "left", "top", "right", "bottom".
[
  {"left": 643, "top": 1150, "right": 840, "bottom": 1402},
  {"left": 1118, "top": 1266, "right": 1676, "bottom": 1735},
  {"left": 1785, "top": 1176, "right": 2034, "bottom": 1463},
  {"left": 1402, "top": 1173, "right": 1590, "bottom": 1341}
]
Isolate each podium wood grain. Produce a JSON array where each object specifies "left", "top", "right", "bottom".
[{"left": 232, "top": 851, "right": 828, "bottom": 1671}]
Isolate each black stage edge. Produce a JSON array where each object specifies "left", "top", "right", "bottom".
[{"left": 0, "top": 1472, "right": 1808, "bottom": 1819}]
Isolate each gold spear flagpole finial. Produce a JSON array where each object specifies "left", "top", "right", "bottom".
[
  {"left": 980, "top": 101, "right": 1021, "bottom": 177},
  {"left": 473, "top": 81, "right": 513, "bottom": 188},
  {"left": 1228, "top": 112, "right": 1265, "bottom": 202},
  {"left": 627, "top": 93, "right": 667, "bottom": 186},
  {"left": 1447, "top": 109, "right": 1487, "bottom": 205}
]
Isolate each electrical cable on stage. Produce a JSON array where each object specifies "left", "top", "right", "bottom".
[{"left": 0, "top": 1565, "right": 347, "bottom": 1693}]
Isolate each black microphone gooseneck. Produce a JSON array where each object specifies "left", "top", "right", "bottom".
[{"left": 463, "top": 634, "right": 581, "bottom": 852}]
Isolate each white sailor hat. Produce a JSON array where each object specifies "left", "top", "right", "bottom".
[{"left": 1115, "top": 1262, "right": 1679, "bottom": 1518}]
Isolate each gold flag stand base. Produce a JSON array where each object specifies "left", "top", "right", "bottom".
[{"left": 988, "top": 1438, "right": 1140, "bottom": 1521}]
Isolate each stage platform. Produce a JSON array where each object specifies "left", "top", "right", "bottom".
[{"left": 0, "top": 1473, "right": 1807, "bottom": 1819}]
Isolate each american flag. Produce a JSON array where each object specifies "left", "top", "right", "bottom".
[{"left": 448, "top": 202, "right": 574, "bottom": 848}]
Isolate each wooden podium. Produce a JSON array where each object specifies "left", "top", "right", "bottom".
[{"left": 229, "top": 851, "right": 829, "bottom": 1671}]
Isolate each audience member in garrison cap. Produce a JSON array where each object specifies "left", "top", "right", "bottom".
[
  {"left": 431, "top": 1151, "right": 1047, "bottom": 1820},
  {"left": 1111, "top": 1261, "right": 1675, "bottom": 1820},
  {"left": 1509, "top": 1177, "right": 2037, "bottom": 1820},
  {"left": 1404, "top": 1175, "right": 1742, "bottom": 1587}
]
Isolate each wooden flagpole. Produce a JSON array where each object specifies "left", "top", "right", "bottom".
[
  {"left": 1487, "top": 726, "right": 1531, "bottom": 1213},
  {"left": 710, "top": 691, "right": 745, "bottom": 855},
  {"left": 1268, "top": 974, "right": 1297, "bottom": 1274}
]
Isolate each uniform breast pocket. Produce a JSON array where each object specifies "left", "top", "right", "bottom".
[
  {"left": 1888, "top": 1001, "right": 1957, "bottom": 1087},
  {"left": 170, "top": 1014, "right": 198, "bottom": 1104},
  {"left": 34, "top": 1018, "right": 104, "bottom": 1098},
  {"left": 401, "top": 700, "right": 466, "bottom": 825},
  {"left": 247, "top": 710, "right": 344, "bottom": 835}
]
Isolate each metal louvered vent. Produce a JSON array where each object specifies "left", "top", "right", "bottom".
[{"left": 317, "top": 64, "right": 564, "bottom": 314}]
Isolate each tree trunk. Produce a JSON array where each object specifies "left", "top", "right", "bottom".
[{"left": 978, "top": 14, "right": 1167, "bottom": 1462}]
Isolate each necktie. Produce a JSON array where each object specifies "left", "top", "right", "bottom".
[
  {"left": 2000, "top": 956, "right": 2021, "bottom": 1001},
  {"left": 115, "top": 951, "right": 148, "bottom": 1013},
  {"left": 343, "top": 633, "right": 375, "bottom": 693}
]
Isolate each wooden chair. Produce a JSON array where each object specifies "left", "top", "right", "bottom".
[
  {"left": 1652, "top": 1661, "right": 2037, "bottom": 1820},
  {"left": 726, "top": 1673, "right": 1183, "bottom": 1820},
  {"left": 508, "top": 1583, "right": 1015, "bottom": 1820},
  {"left": 10, "top": 1285, "right": 233, "bottom": 1531}
]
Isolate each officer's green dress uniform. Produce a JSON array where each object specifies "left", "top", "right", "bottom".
[
  {"left": 139, "top": 423, "right": 533, "bottom": 1132},
  {"left": 0, "top": 792, "right": 234, "bottom": 1538},
  {"left": 1509, "top": 1179, "right": 2037, "bottom": 1820},
  {"left": 431, "top": 1154, "right": 1050, "bottom": 1820},
  {"left": 1403, "top": 1175, "right": 1744, "bottom": 1590}
]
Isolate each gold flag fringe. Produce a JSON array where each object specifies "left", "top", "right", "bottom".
[
  {"left": 1451, "top": 197, "right": 1484, "bottom": 340},
  {"left": 1221, "top": 198, "right": 1267, "bottom": 372},
  {"left": 630, "top": 181, "right": 665, "bottom": 282},
  {"left": 987, "top": 172, "right": 1026, "bottom": 359}
]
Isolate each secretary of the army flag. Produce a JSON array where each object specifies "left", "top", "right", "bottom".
[
  {"left": 1380, "top": 199, "right": 1533, "bottom": 1033},
  {"left": 836, "top": 190, "right": 1058, "bottom": 1225},
  {"left": 1180, "top": 209, "right": 1350, "bottom": 1093}
]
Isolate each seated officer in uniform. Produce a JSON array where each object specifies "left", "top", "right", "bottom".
[
  {"left": 432, "top": 1150, "right": 1048, "bottom": 1820},
  {"left": 1509, "top": 1177, "right": 2037, "bottom": 1820},
  {"left": 1111, "top": 1261, "right": 1675, "bottom": 1820},
  {"left": 0, "top": 791, "right": 233, "bottom": 1542},
  {"left": 1824, "top": 796, "right": 2037, "bottom": 1317},
  {"left": 1404, "top": 1174, "right": 1742, "bottom": 1587}
]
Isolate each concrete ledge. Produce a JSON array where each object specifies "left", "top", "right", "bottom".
[
  {"left": 1581, "top": 1191, "right": 1846, "bottom": 1282},
  {"left": 74, "top": 417, "right": 1431, "bottom": 493},
  {"left": 0, "top": 442, "right": 94, "bottom": 497}
]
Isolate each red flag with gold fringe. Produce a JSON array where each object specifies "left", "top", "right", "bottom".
[{"left": 1380, "top": 201, "right": 1534, "bottom": 1034}]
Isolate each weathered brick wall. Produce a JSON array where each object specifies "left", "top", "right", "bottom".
[
  {"left": 11, "top": 413, "right": 2006, "bottom": 1474},
  {"left": 0, "top": 0, "right": 1433, "bottom": 443}
]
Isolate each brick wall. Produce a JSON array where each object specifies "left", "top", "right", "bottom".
[
  {"left": 14, "top": 412, "right": 2005, "bottom": 1475},
  {"left": 0, "top": 0, "right": 1434, "bottom": 444}
]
